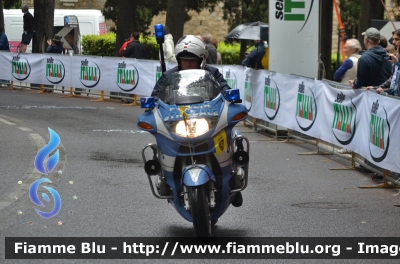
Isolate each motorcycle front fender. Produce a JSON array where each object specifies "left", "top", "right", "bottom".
[{"left": 182, "top": 164, "right": 216, "bottom": 187}]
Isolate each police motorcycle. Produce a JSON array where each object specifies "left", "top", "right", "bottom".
[
  {"left": 137, "top": 26, "right": 250, "bottom": 237},
  {"left": 138, "top": 70, "right": 250, "bottom": 237}
]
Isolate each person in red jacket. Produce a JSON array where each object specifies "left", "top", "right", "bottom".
[{"left": 118, "top": 34, "right": 133, "bottom": 57}]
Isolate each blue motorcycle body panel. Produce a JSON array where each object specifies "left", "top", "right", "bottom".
[{"left": 182, "top": 165, "right": 216, "bottom": 186}]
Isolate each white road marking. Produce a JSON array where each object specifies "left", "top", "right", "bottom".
[
  {"left": 18, "top": 127, "right": 32, "bottom": 131},
  {"left": 30, "top": 133, "right": 47, "bottom": 147},
  {"left": 0, "top": 118, "right": 16, "bottom": 125}
]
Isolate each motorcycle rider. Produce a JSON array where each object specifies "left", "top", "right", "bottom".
[
  {"left": 151, "top": 35, "right": 243, "bottom": 207},
  {"left": 152, "top": 35, "right": 231, "bottom": 101}
]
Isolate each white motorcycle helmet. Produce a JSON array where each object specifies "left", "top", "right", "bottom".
[{"left": 175, "top": 35, "right": 207, "bottom": 70}]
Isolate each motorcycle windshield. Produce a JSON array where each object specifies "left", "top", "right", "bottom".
[{"left": 158, "top": 70, "right": 221, "bottom": 105}]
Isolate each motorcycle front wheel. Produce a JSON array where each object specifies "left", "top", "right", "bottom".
[{"left": 189, "top": 185, "right": 211, "bottom": 237}]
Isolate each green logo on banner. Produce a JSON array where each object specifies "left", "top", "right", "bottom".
[
  {"left": 117, "top": 68, "right": 135, "bottom": 85},
  {"left": 12, "top": 55, "right": 31, "bottom": 81},
  {"left": 264, "top": 86, "right": 277, "bottom": 110},
  {"left": 46, "top": 64, "right": 63, "bottom": 78},
  {"left": 116, "top": 61, "right": 139, "bottom": 92},
  {"left": 244, "top": 81, "right": 252, "bottom": 103},
  {"left": 45, "top": 57, "right": 65, "bottom": 84},
  {"left": 370, "top": 114, "right": 385, "bottom": 150},
  {"left": 80, "top": 66, "right": 98, "bottom": 81},
  {"left": 332, "top": 103, "right": 353, "bottom": 134},
  {"left": 264, "top": 76, "right": 280, "bottom": 121},
  {"left": 79, "top": 59, "right": 100, "bottom": 88},
  {"left": 296, "top": 93, "right": 313, "bottom": 120},
  {"left": 368, "top": 99, "right": 390, "bottom": 162},
  {"left": 12, "top": 61, "right": 27, "bottom": 75}
]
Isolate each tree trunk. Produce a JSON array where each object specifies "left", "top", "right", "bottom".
[
  {"left": 32, "top": 0, "right": 55, "bottom": 53},
  {"left": 166, "top": 0, "right": 186, "bottom": 43},
  {"left": 114, "top": 0, "right": 138, "bottom": 56},
  {"left": 358, "top": 0, "right": 384, "bottom": 47},
  {"left": 320, "top": 0, "right": 333, "bottom": 80},
  {"left": 0, "top": 0, "right": 4, "bottom": 32}
]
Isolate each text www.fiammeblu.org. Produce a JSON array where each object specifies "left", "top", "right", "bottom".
[
  {"left": 171, "top": 242, "right": 341, "bottom": 256},
  {"left": 123, "top": 242, "right": 400, "bottom": 257}
]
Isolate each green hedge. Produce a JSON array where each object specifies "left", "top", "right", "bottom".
[
  {"left": 81, "top": 33, "right": 165, "bottom": 60},
  {"left": 218, "top": 42, "right": 241, "bottom": 65},
  {"left": 82, "top": 33, "right": 116, "bottom": 56},
  {"left": 81, "top": 34, "right": 242, "bottom": 65}
]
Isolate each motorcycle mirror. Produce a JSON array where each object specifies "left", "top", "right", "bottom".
[
  {"left": 225, "top": 89, "right": 240, "bottom": 101},
  {"left": 140, "top": 97, "right": 155, "bottom": 109}
]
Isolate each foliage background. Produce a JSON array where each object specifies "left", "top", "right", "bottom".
[{"left": 82, "top": 33, "right": 241, "bottom": 65}]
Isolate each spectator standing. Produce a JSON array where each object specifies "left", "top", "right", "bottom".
[
  {"left": 366, "top": 47, "right": 400, "bottom": 97},
  {"left": 43, "top": 35, "right": 64, "bottom": 92},
  {"left": 366, "top": 30, "right": 400, "bottom": 92},
  {"left": 334, "top": 39, "right": 362, "bottom": 84},
  {"left": 119, "top": 34, "right": 133, "bottom": 57},
  {"left": 0, "top": 26, "right": 10, "bottom": 51},
  {"left": 349, "top": 28, "right": 392, "bottom": 89},
  {"left": 20, "top": 5, "right": 34, "bottom": 53},
  {"left": 160, "top": 26, "right": 176, "bottom": 63},
  {"left": 122, "top": 32, "right": 145, "bottom": 59},
  {"left": 242, "top": 39, "right": 266, "bottom": 70},
  {"left": 46, "top": 35, "right": 64, "bottom": 54},
  {"left": 211, "top": 38, "right": 221, "bottom": 64},
  {"left": 202, "top": 33, "right": 217, "bottom": 64},
  {"left": 0, "top": 25, "right": 10, "bottom": 87}
]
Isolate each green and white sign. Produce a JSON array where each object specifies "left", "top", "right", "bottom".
[{"left": 269, "top": 0, "right": 319, "bottom": 78}]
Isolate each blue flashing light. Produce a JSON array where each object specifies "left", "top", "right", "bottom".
[
  {"left": 140, "top": 97, "right": 155, "bottom": 109},
  {"left": 154, "top": 24, "right": 164, "bottom": 43},
  {"left": 225, "top": 89, "right": 240, "bottom": 101}
]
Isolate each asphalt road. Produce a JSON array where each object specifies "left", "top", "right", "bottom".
[{"left": 1, "top": 88, "right": 400, "bottom": 264}]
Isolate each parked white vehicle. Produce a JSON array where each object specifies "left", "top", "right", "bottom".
[{"left": 3, "top": 9, "right": 106, "bottom": 53}]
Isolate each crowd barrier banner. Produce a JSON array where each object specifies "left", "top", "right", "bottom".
[
  {"left": 0, "top": 52, "right": 399, "bottom": 173},
  {"left": 244, "top": 70, "right": 400, "bottom": 174}
]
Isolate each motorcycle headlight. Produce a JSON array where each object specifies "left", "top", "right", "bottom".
[{"left": 166, "top": 117, "right": 218, "bottom": 138}]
